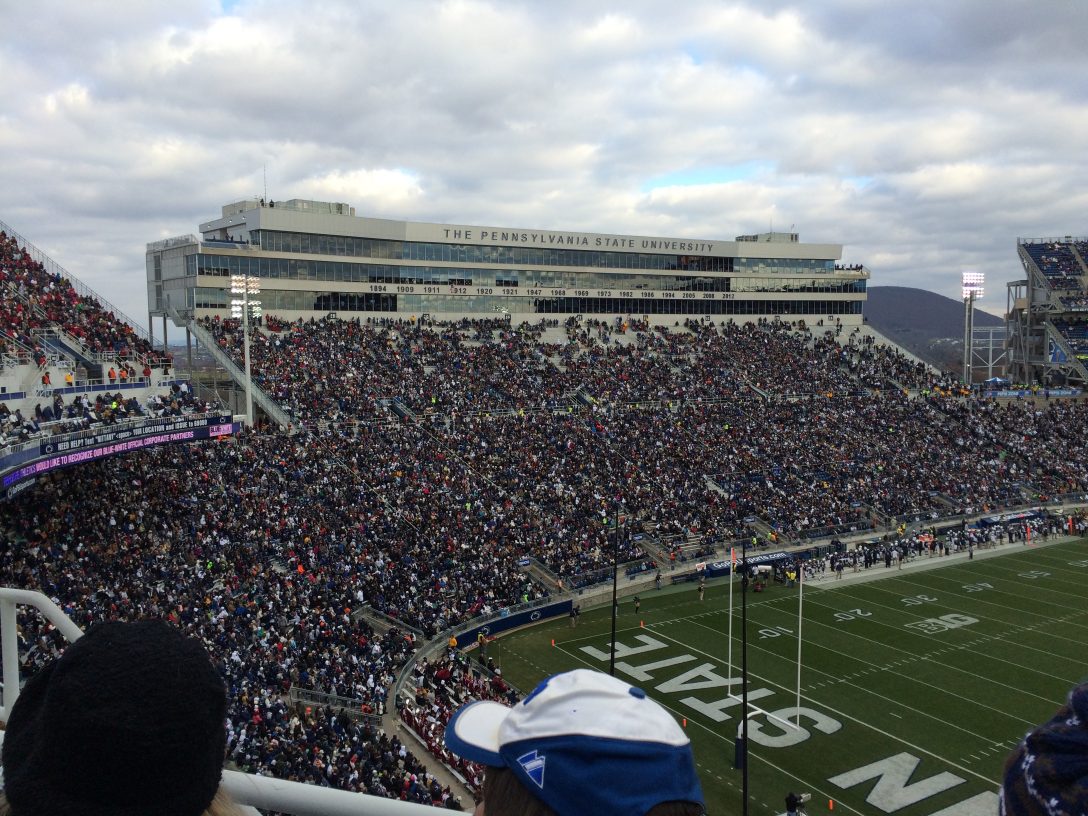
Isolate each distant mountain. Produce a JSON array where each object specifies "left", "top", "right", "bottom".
[{"left": 865, "top": 286, "right": 1003, "bottom": 373}]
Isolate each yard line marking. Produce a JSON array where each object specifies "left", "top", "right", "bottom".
[
  {"left": 861, "top": 593, "right": 1088, "bottom": 677},
  {"left": 791, "top": 593, "right": 1084, "bottom": 692},
  {"left": 858, "top": 573, "right": 1088, "bottom": 641},
  {"left": 682, "top": 614, "right": 1034, "bottom": 735},
  {"left": 805, "top": 598, "right": 1075, "bottom": 701},
  {"left": 963, "top": 560, "right": 1088, "bottom": 596},
  {"left": 883, "top": 560, "right": 1088, "bottom": 611},
  {"left": 555, "top": 642, "right": 869, "bottom": 815},
  {"left": 613, "top": 626, "right": 999, "bottom": 786}
]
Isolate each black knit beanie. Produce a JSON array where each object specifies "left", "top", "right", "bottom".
[
  {"left": 1001, "top": 682, "right": 1088, "bottom": 816},
  {"left": 2, "top": 620, "right": 228, "bottom": 816}
]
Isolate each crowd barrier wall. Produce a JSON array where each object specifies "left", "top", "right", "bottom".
[{"left": 1, "top": 413, "right": 239, "bottom": 496}]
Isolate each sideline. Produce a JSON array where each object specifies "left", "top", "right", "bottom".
[{"left": 798, "top": 533, "right": 1080, "bottom": 591}]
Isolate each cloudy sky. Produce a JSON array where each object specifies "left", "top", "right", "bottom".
[{"left": 2, "top": 0, "right": 1087, "bottom": 329}]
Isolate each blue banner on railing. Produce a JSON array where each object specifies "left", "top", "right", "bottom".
[
  {"left": 457, "top": 599, "right": 572, "bottom": 648},
  {"left": 2, "top": 415, "right": 238, "bottom": 493},
  {"left": 986, "top": 388, "right": 1080, "bottom": 398},
  {"left": 703, "top": 549, "right": 795, "bottom": 578},
  {"left": 976, "top": 508, "right": 1049, "bottom": 527}
]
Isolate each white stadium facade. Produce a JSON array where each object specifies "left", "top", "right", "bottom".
[{"left": 146, "top": 198, "right": 869, "bottom": 330}]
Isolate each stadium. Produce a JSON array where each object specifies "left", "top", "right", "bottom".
[{"left": 3, "top": 210, "right": 1088, "bottom": 816}]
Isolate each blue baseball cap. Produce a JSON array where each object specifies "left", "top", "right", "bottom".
[{"left": 445, "top": 668, "right": 705, "bottom": 816}]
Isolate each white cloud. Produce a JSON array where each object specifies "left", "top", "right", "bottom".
[
  {"left": 574, "top": 12, "right": 645, "bottom": 51},
  {"left": 302, "top": 168, "right": 425, "bottom": 208},
  {"left": 1, "top": 0, "right": 1087, "bottom": 328}
]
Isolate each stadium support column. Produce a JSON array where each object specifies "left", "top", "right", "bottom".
[{"left": 962, "top": 272, "right": 984, "bottom": 386}]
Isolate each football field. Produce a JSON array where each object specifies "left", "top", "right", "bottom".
[{"left": 493, "top": 538, "right": 1088, "bottom": 815}]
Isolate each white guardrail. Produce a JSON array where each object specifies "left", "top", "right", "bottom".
[{"left": 0, "top": 587, "right": 436, "bottom": 816}]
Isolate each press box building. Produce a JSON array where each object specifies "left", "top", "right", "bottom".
[{"left": 146, "top": 198, "right": 868, "bottom": 332}]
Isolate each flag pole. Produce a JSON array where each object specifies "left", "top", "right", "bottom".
[
  {"left": 609, "top": 501, "right": 620, "bottom": 676},
  {"left": 740, "top": 537, "right": 750, "bottom": 816},
  {"left": 727, "top": 547, "right": 735, "bottom": 682},
  {"left": 795, "top": 560, "right": 803, "bottom": 724}
]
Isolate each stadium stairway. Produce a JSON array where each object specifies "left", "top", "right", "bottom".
[
  {"left": 524, "top": 556, "right": 564, "bottom": 592},
  {"left": 631, "top": 531, "right": 670, "bottom": 568},
  {"left": 1043, "top": 320, "right": 1088, "bottom": 380},
  {"left": 742, "top": 377, "right": 772, "bottom": 399},
  {"left": 184, "top": 313, "right": 295, "bottom": 431},
  {"left": 382, "top": 706, "right": 473, "bottom": 808},
  {"left": 743, "top": 516, "right": 781, "bottom": 545},
  {"left": 352, "top": 603, "right": 425, "bottom": 640},
  {"left": 32, "top": 326, "right": 104, "bottom": 381},
  {"left": 1076, "top": 245, "right": 1088, "bottom": 276},
  {"left": 389, "top": 398, "right": 416, "bottom": 420}
]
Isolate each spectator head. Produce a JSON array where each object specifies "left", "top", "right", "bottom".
[
  {"left": 1000, "top": 682, "right": 1088, "bottom": 815},
  {"left": 445, "top": 668, "right": 704, "bottom": 816},
  {"left": 1, "top": 620, "right": 233, "bottom": 816}
]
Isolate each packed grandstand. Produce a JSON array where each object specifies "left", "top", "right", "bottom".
[
  {"left": 1014, "top": 238, "right": 1088, "bottom": 377},
  {"left": 5, "top": 226, "right": 1088, "bottom": 809}
]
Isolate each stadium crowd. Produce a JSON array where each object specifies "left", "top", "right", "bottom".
[
  {"left": 200, "top": 313, "right": 941, "bottom": 419},
  {"left": 1, "top": 231, "right": 169, "bottom": 365},
  {"left": 0, "top": 436, "right": 475, "bottom": 806},
  {"left": 11, "top": 255, "right": 1088, "bottom": 806},
  {"left": 1, "top": 383, "right": 218, "bottom": 444},
  {"left": 1023, "top": 241, "right": 1085, "bottom": 287},
  {"left": 400, "top": 652, "right": 516, "bottom": 793}
]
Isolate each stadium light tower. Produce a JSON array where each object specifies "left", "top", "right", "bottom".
[
  {"left": 231, "top": 274, "right": 261, "bottom": 428},
  {"left": 962, "top": 271, "right": 984, "bottom": 386}
]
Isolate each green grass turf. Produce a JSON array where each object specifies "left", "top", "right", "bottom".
[{"left": 490, "top": 538, "right": 1088, "bottom": 815}]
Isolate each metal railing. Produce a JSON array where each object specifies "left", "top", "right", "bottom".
[
  {"left": 0, "top": 587, "right": 85, "bottom": 719},
  {"left": 1018, "top": 235, "right": 1088, "bottom": 246},
  {"left": 31, "top": 326, "right": 89, "bottom": 366},
  {"left": 0, "top": 435, "right": 40, "bottom": 460},
  {"left": 287, "top": 686, "right": 382, "bottom": 725},
  {"left": 1, "top": 348, "right": 35, "bottom": 369},
  {"left": 0, "top": 337, "right": 39, "bottom": 363},
  {"left": 147, "top": 234, "right": 200, "bottom": 252},
  {"left": 0, "top": 284, "right": 50, "bottom": 359},
  {"left": 221, "top": 770, "right": 435, "bottom": 816},
  {"left": 352, "top": 603, "right": 425, "bottom": 639},
  {"left": 0, "top": 587, "right": 437, "bottom": 816}
]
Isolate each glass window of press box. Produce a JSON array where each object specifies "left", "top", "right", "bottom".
[
  {"left": 192, "top": 254, "right": 862, "bottom": 294},
  {"left": 252, "top": 229, "right": 841, "bottom": 273},
  {"left": 195, "top": 286, "right": 861, "bottom": 317}
]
